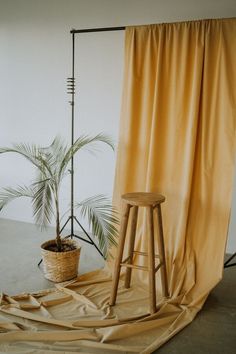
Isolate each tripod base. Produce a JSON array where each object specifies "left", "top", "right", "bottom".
[
  {"left": 38, "top": 215, "right": 105, "bottom": 267},
  {"left": 224, "top": 252, "right": 236, "bottom": 268}
]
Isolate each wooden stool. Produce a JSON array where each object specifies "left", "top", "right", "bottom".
[{"left": 109, "top": 192, "right": 169, "bottom": 314}]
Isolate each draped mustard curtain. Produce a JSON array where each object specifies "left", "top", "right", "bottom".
[
  {"left": 114, "top": 18, "right": 236, "bottom": 305},
  {"left": 0, "top": 18, "right": 236, "bottom": 354}
]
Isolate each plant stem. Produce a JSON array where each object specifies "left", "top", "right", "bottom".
[{"left": 55, "top": 190, "right": 62, "bottom": 251}]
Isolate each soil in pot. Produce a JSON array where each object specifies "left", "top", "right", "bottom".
[{"left": 44, "top": 242, "right": 77, "bottom": 252}]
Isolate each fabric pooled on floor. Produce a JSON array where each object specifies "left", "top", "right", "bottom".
[{"left": 0, "top": 268, "right": 198, "bottom": 353}]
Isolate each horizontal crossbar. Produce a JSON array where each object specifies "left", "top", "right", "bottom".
[
  {"left": 71, "top": 26, "right": 126, "bottom": 34},
  {"left": 120, "top": 259, "right": 163, "bottom": 273},
  {"left": 133, "top": 250, "right": 160, "bottom": 258},
  {"left": 120, "top": 263, "right": 148, "bottom": 271}
]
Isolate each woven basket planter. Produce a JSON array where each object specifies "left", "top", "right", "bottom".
[{"left": 41, "top": 239, "right": 81, "bottom": 283}]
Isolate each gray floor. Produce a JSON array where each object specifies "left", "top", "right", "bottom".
[
  {"left": 0, "top": 218, "right": 235, "bottom": 353},
  {"left": 0, "top": 218, "right": 104, "bottom": 295},
  {"left": 155, "top": 265, "right": 236, "bottom": 354}
]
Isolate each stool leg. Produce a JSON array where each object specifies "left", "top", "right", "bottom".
[
  {"left": 124, "top": 206, "right": 138, "bottom": 288},
  {"left": 155, "top": 205, "right": 169, "bottom": 298},
  {"left": 147, "top": 206, "right": 157, "bottom": 314},
  {"left": 110, "top": 203, "right": 131, "bottom": 306}
]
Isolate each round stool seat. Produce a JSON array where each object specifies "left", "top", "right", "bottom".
[{"left": 122, "top": 192, "right": 165, "bottom": 206}]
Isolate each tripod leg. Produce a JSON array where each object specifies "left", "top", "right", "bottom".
[
  {"left": 74, "top": 216, "right": 105, "bottom": 258},
  {"left": 60, "top": 216, "right": 72, "bottom": 233},
  {"left": 224, "top": 252, "right": 236, "bottom": 268}
]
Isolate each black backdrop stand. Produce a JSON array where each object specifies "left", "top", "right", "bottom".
[
  {"left": 39, "top": 25, "right": 236, "bottom": 267},
  {"left": 69, "top": 26, "right": 236, "bottom": 268},
  {"left": 224, "top": 253, "right": 236, "bottom": 268},
  {"left": 62, "top": 27, "right": 126, "bottom": 258},
  {"left": 38, "top": 26, "right": 126, "bottom": 267},
  {"left": 68, "top": 26, "right": 235, "bottom": 268},
  {"left": 38, "top": 25, "right": 236, "bottom": 268}
]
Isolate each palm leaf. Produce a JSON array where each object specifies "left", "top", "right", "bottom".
[
  {"left": 59, "top": 134, "right": 115, "bottom": 179},
  {"left": 76, "top": 195, "right": 119, "bottom": 258},
  {"left": 0, "top": 135, "right": 117, "bottom": 246},
  {"left": 40, "top": 136, "right": 67, "bottom": 177},
  {"left": 0, "top": 143, "right": 41, "bottom": 169},
  {"left": 0, "top": 185, "right": 34, "bottom": 211},
  {"left": 32, "top": 179, "right": 54, "bottom": 229}
]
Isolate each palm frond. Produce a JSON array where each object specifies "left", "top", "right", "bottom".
[
  {"left": 0, "top": 135, "right": 117, "bottom": 248},
  {"left": 0, "top": 143, "right": 41, "bottom": 169},
  {"left": 40, "top": 137, "right": 67, "bottom": 174},
  {"left": 32, "top": 179, "right": 54, "bottom": 229},
  {"left": 76, "top": 194, "right": 119, "bottom": 258},
  {"left": 0, "top": 185, "right": 34, "bottom": 211},
  {"left": 59, "top": 134, "right": 115, "bottom": 179},
  {"left": 75, "top": 134, "right": 115, "bottom": 152},
  {"left": 36, "top": 153, "right": 55, "bottom": 181}
]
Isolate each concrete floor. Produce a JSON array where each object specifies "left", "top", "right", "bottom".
[
  {"left": 155, "top": 265, "right": 236, "bottom": 354},
  {"left": 0, "top": 218, "right": 235, "bottom": 353},
  {"left": 0, "top": 218, "right": 104, "bottom": 295}
]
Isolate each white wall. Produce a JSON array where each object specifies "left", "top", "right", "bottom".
[{"left": 0, "top": 0, "right": 236, "bottom": 252}]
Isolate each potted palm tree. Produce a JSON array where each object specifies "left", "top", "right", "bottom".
[{"left": 0, "top": 134, "right": 119, "bottom": 282}]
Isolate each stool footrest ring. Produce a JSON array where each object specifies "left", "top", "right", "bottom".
[
  {"left": 120, "top": 262, "right": 148, "bottom": 271},
  {"left": 133, "top": 250, "right": 160, "bottom": 258},
  {"left": 155, "top": 262, "right": 163, "bottom": 273},
  {"left": 120, "top": 260, "right": 163, "bottom": 273}
]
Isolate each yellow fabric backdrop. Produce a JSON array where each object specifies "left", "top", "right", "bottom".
[
  {"left": 0, "top": 18, "right": 236, "bottom": 354},
  {"left": 114, "top": 18, "right": 236, "bottom": 303}
]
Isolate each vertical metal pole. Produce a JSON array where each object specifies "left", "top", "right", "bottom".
[{"left": 71, "top": 32, "right": 75, "bottom": 237}]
